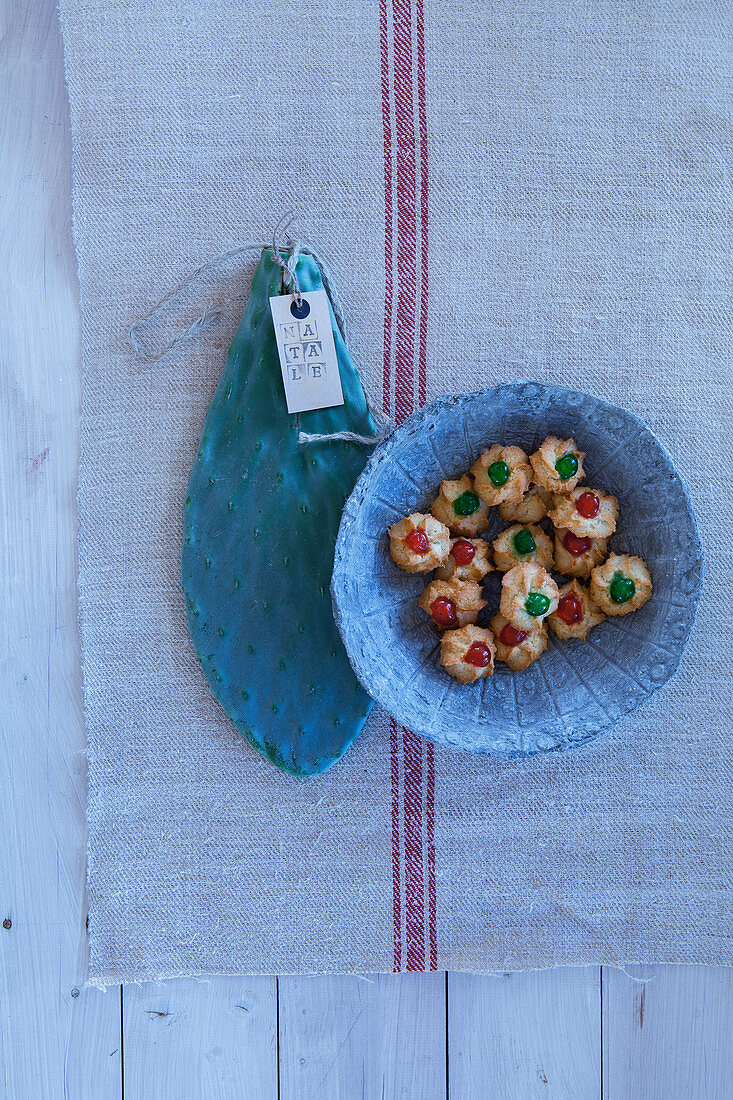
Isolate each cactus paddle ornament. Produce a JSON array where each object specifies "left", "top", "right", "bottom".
[{"left": 182, "top": 248, "right": 377, "bottom": 775}]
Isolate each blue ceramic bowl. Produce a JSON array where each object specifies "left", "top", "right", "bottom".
[{"left": 331, "top": 382, "right": 704, "bottom": 757}]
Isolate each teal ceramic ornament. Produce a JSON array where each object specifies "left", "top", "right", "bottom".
[{"left": 182, "top": 248, "right": 377, "bottom": 775}]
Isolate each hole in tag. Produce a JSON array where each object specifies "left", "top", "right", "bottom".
[{"left": 290, "top": 298, "right": 311, "bottom": 320}]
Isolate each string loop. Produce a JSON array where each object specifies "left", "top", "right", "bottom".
[
  {"left": 128, "top": 217, "right": 391, "bottom": 448},
  {"left": 270, "top": 212, "right": 302, "bottom": 303}
]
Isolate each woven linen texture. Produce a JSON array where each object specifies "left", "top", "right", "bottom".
[{"left": 58, "top": 0, "right": 733, "bottom": 985}]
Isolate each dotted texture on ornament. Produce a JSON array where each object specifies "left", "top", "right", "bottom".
[{"left": 183, "top": 249, "right": 376, "bottom": 775}]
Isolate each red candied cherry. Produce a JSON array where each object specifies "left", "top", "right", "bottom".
[
  {"left": 464, "top": 641, "right": 492, "bottom": 667},
  {"left": 499, "top": 623, "right": 528, "bottom": 647},
  {"left": 576, "top": 491, "right": 600, "bottom": 519},
  {"left": 430, "top": 597, "right": 458, "bottom": 627},
  {"left": 557, "top": 592, "right": 584, "bottom": 625},
  {"left": 451, "top": 539, "right": 476, "bottom": 565},
  {"left": 563, "top": 531, "right": 592, "bottom": 557},
  {"left": 405, "top": 528, "right": 430, "bottom": 554}
]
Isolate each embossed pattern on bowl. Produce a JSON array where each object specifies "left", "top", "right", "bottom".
[{"left": 331, "top": 382, "right": 705, "bottom": 758}]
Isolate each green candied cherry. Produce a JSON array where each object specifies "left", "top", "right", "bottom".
[
  {"left": 525, "top": 591, "right": 550, "bottom": 617},
  {"left": 487, "top": 460, "right": 510, "bottom": 487},
  {"left": 512, "top": 528, "right": 536, "bottom": 556},
  {"left": 453, "top": 490, "right": 480, "bottom": 516},
  {"left": 554, "top": 452, "right": 579, "bottom": 481},
  {"left": 609, "top": 571, "right": 636, "bottom": 604}
]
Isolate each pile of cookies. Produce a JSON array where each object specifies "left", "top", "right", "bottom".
[{"left": 387, "top": 437, "right": 652, "bottom": 685}]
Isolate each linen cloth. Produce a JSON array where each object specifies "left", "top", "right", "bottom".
[{"left": 58, "top": 0, "right": 733, "bottom": 986}]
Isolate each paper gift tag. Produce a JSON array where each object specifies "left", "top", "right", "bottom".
[{"left": 269, "top": 289, "right": 345, "bottom": 414}]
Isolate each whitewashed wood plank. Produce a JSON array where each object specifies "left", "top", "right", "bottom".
[
  {"left": 0, "top": 0, "right": 122, "bottom": 1097},
  {"left": 603, "top": 964, "right": 733, "bottom": 1099},
  {"left": 449, "top": 968, "right": 601, "bottom": 1099},
  {"left": 122, "top": 978, "right": 278, "bottom": 1099},
  {"left": 279, "top": 973, "right": 447, "bottom": 1100},
  {"left": 63, "top": 988, "right": 123, "bottom": 1099}
]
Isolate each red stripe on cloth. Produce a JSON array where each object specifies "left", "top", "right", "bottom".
[
  {"left": 425, "top": 742, "right": 437, "bottom": 970},
  {"left": 381, "top": 0, "right": 404, "bottom": 978},
  {"left": 381, "top": 0, "right": 436, "bottom": 973},
  {"left": 391, "top": 0, "right": 417, "bottom": 425},
  {"left": 402, "top": 727, "right": 427, "bottom": 971},
  {"left": 414, "top": 0, "right": 435, "bottom": 968},
  {"left": 393, "top": 0, "right": 425, "bottom": 972},
  {"left": 389, "top": 719, "right": 403, "bottom": 972},
  {"left": 415, "top": 0, "right": 429, "bottom": 408},
  {"left": 379, "top": 0, "right": 394, "bottom": 420}
]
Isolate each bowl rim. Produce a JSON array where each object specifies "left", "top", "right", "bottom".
[{"left": 331, "top": 380, "right": 706, "bottom": 757}]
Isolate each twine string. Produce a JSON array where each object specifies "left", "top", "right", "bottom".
[
  {"left": 129, "top": 243, "right": 263, "bottom": 362},
  {"left": 128, "top": 216, "right": 390, "bottom": 447},
  {"left": 298, "top": 405, "right": 392, "bottom": 446},
  {"left": 270, "top": 212, "right": 302, "bottom": 303}
]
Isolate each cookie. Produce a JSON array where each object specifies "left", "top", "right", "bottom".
[
  {"left": 439, "top": 625, "right": 496, "bottom": 684},
  {"left": 499, "top": 562, "right": 560, "bottom": 632},
  {"left": 492, "top": 523, "right": 554, "bottom": 572},
  {"left": 548, "top": 487, "right": 618, "bottom": 539},
  {"left": 498, "top": 482, "right": 552, "bottom": 524},
  {"left": 490, "top": 612, "right": 548, "bottom": 671},
  {"left": 429, "top": 474, "right": 490, "bottom": 537},
  {"left": 589, "top": 553, "right": 653, "bottom": 616},
  {"left": 530, "top": 436, "right": 585, "bottom": 493},
  {"left": 546, "top": 578, "right": 605, "bottom": 641},
  {"left": 553, "top": 527, "right": 609, "bottom": 579},
  {"left": 471, "top": 444, "right": 532, "bottom": 507},
  {"left": 434, "top": 537, "right": 493, "bottom": 583},
  {"left": 418, "top": 577, "right": 488, "bottom": 630},
  {"left": 388, "top": 512, "right": 451, "bottom": 574}
]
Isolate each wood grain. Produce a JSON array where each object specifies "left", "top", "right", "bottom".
[
  {"left": 278, "top": 973, "right": 447, "bottom": 1099},
  {"left": 0, "top": 0, "right": 121, "bottom": 1096},
  {"left": 449, "top": 968, "right": 601, "bottom": 1100},
  {"left": 603, "top": 964, "right": 733, "bottom": 1099},
  {"left": 123, "top": 978, "right": 278, "bottom": 1100},
  {"left": 3, "top": 0, "right": 733, "bottom": 1096}
]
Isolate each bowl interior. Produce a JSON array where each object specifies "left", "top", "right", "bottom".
[{"left": 332, "top": 382, "right": 704, "bottom": 757}]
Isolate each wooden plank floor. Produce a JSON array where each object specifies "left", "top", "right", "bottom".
[{"left": 1, "top": 0, "right": 732, "bottom": 1096}]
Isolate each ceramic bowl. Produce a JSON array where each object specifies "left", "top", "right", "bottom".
[{"left": 331, "top": 382, "right": 704, "bottom": 758}]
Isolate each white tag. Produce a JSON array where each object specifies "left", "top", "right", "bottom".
[{"left": 269, "top": 290, "right": 345, "bottom": 414}]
